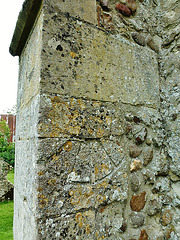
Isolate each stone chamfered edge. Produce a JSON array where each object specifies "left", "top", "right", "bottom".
[{"left": 9, "top": 0, "right": 43, "bottom": 57}]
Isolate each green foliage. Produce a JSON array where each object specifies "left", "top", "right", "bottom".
[
  {"left": 0, "top": 120, "right": 15, "bottom": 167},
  {"left": 0, "top": 201, "right": 14, "bottom": 240}
]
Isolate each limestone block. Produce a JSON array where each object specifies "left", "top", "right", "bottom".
[
  {"left": 38, "top": 95, "right": 125, "bottom": 138},
  {"left": 52, "top": 0, "right": 97, "bottom": 24},
  {"left": 41, "top": 13, "right": 160, "bottom": 108},
  {"left": 17, "top": 10, "right": 42, "bottom": 109}
]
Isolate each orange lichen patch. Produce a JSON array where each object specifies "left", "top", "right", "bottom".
[
  {"left": 69, "top": 190, "right": 74, "bottom": 196},
  {"left": 95, "top": 231, "right": 100, "bottom": 238},
  {"left": 39, "top": 198, "right": 48, "bottom": 205},
  {"left": 97, "top": 128, "right": 104, "bottom": 138},
  {"left": 86, "top": 224, "right": 90, "bottom": 234},
  {"left": 51, "top": 96, "right": 61, "bottom": 103},
  {"left": 37, "top": 187, "right": 43, "bottom": 192},
  {"left": 38, "top": 194, "right": 45, "bottom": 199},
  {"left": 48, "top": 178, "right": 56, "bottom": 185},
  {"left": 75, "top": 212, "right": 83, "bottom": 223},
  {"left": 70, "top": 185, "right": 94, "bottom": 209},
  {"left": 49, "top": 130, "right": 60, "bottom": 138},
  {"left": 63, "top": 141, "right": 73, "bottom": 151},
  {"left": 94, "top": 117, "right": 103, "bottom": 124},
  {"left": 57, "top": 147, "right": 62, "bottom": 153},
  {"left": 100, "top": 180, "right": 109, "bottom": 188},
  {"left": 97, "top": 236, "right": 105, "bottom": 240},
  {"left": 78, "top": 99, "right": 86, "bottom": 110},
  {"left": 105, "top": 116, "right": 112, "bottom": 125},
  {"left": 52, "top": 154, "right": 59, "bottom": 161},
  {"left": 101, "top": 164, "right": 110, "bottom": 174},
  {"left": 38, "top": 171, "right": 44, "bottom": 176},
  {"left": 70, "top": 51, "right": 76, "bottom": 58},
  {"left": 88, "top": 128, "right": 94, "bottom": 135},
  {"left": 99, "top": 205, "right": 107, "bottom": 213},
  {"left": 97, "top": 194, "right": 106, "bottom": 203},
  {"left": 84, "top": 210, "right": 94, "bottom": 219},
  {"left": 71, "top": 197, "right": 80, "bottom": 205},
  {"left": 95, "top": 165, "right": 100, "bottom": 174}
]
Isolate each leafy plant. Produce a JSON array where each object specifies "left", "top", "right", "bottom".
[{"left": 0, "top": 120, "right": 15, "bottom": 166}]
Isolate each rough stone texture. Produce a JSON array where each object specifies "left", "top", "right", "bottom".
[
  {"left": 0, "top": 159, "right": 14, "bottom": 201},
  {"left": 13, "top": 9, "right": 43, "bottom": 240},
  {"left": 10, "top": 0, "right": 180, "bottom": 239}
]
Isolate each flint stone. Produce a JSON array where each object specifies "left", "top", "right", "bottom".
[
  {"left": 130, "top": 159, "right": 143, "bottom": 172},
  {"left": 161, "top": 209, "right": 173, "bottom": 226},
  {"left": 139, "top": 229, "right": 148, "bottom": 240},
  {"left": 143, "top": 147, "right": 153, "bottom": 166},
  {"left": 130, "top": 212, "right": 145, "bottom": 227},
  {"left": 130, "top": 191, "right": 146, "bottom": 212},
  {"left": 147, "top": 199, "right": 161, "bottom": 216},
  {"left": 130, "top": 173, "right": 141, "bottom": 192},
  {"left": 135, "top": 127, "right": 147, "bottom": 144},
  {"left": 129, "top": 144, "right": 142, "bottom": 158}
]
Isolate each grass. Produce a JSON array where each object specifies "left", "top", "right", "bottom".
[
  {"left": 7, "top": 169, "right": 14, "bottom": 184},
  {"left": 0, "top": 201, "right": 14, "bottom": 240},
  {"left": 0, "top": 170, "right": 14, "bottom": 240}
]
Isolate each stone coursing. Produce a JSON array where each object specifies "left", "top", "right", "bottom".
[{"left": 10, "top": 0, "right": 180, "bottom": 239}]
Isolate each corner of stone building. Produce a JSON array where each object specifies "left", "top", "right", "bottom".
[{"left": 10, "top": 0, "right": 180, "bottom": 239}]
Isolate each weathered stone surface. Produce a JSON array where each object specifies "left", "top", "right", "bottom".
[
  {"left": 40, "top": 8, "right": 160, "bottom": 107},
  {"left": 130, "top": 192, "right": 146, "bottom": 212},
  {"left": 53, "top": 0, "right": 97, "bottom": 25}
]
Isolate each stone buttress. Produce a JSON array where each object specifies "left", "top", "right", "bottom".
[{"left": 10, "top": 0, "right": 180, "bottom": 239}]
